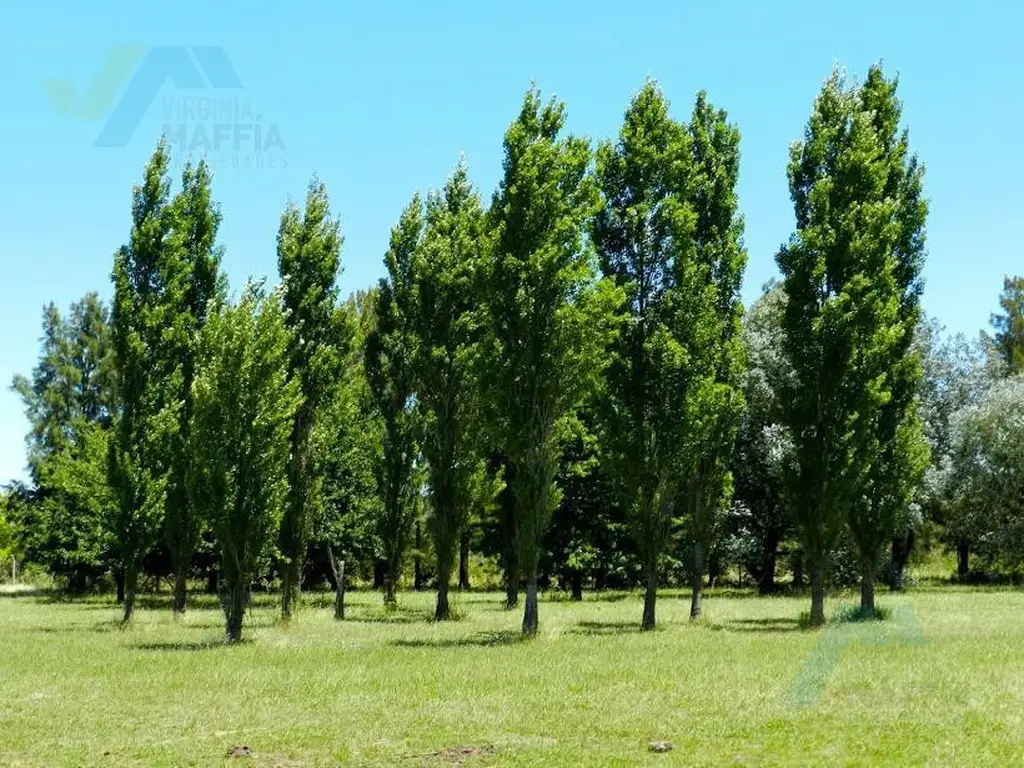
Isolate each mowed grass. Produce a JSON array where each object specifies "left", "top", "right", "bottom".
[{"left": 1, "top": 585, "right": 1023, "bottom": 766}]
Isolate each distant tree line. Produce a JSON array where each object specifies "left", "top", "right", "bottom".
[{"left": 5, "top": 65, "right": 1024, "bottom": 641}]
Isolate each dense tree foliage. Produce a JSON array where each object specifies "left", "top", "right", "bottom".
[
  {"left": 11, "top": 295, "right": 116, "bottom": 590},
  {"left": 189, "top": 284, "right": 300, "bottom": 641},
  {"left": 365, "top": 199, "right": 423, "bottom": 607},
  {"left": 163, "top": 160, "right": 226, "bottom": 614},
  {"left": 276, "top": 179, "right": 345, "bottom": 619},
  {"left": 408, "top": 162, "right": 491, "bottom": 620},
  {"left": 485, "top": 88, "right": 621, "bottom": 636},
  {"left": 990, "top": 276, "right": 1024, "bottom": 375},
  {"left": 21, "top": 68, "right": 1024, "bottom": 634},
  {"left": 108, "top": 142, "right": 181, "bottom": 622},
  {"left": 777, "top": 66, "right": 928, "bottom": 624}
]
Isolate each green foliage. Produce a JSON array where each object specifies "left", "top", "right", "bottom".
[
  {"left": 11, "top": 294, "right": 117, "bottom": 588},
  {"left": 777, "top": 65, "right": 927, "bottom": 621},
  {"left": 189, "top": 283, "right": 301, "bottom": 641},
  {"left": 593, "top": 81, "right": 744, "bottom": 625},
  {"left": 485, "top": 86, "right": 622, "bottom": 634},
  {"left": 365, "top": 198, "right": 424, "bottom": 606},
  {"left": 990, "top": 276, "right": 1024, "bottom": 375},
  {"left": 315, "top": 292, "right": 380, "bottom": 572},
  {"left": 408, "top": 161, "right": 492, "bottom": 619},
  {"left": 276, "top": 177, "right": 345, "bottom": 615},
  {"left": 163, "top": 159, "right": 226, "bottom": 612},
  {"left": 730, "top": 283, "right": 794, "bottom": 592},
  {"left": 109, "top": 139, "right": 182, "bottom": 619},
  {"left": 843, "top": 66, "right": 930, "bottom": 591},
  {"left": 944, "top": 377, "right": 1024, "bottom": 568}
]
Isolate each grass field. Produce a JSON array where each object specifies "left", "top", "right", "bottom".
[{"left": 1, "top": 584, "right": 1023, "bottom": 766}]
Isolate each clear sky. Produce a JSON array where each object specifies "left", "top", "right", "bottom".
[{"left": 1, "top": 1, "right": 1022, "bottom": 484}]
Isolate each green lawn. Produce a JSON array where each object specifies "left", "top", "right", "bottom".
[{"left": 1, "top": 585, "right": 1022, "bottom": 766}]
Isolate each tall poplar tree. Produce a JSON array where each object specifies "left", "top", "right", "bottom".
[
  {"left": 276, "top": 179, "right": 344, "bottom": 619},
  {"left": 190, "top": 284, "right": 301, "bottom": 642},
  {"left": 486, "top": 88, "right": 621, "bottom": 636},
  {"left": 164, "top": 160, "right": 225, "bottom": 614},
  {"left": 681, "top": 92, "right": 747, "bottom": 620},
  {"left": 108, "top": 141, "right": 179, "bottom": 623},
  {"left": 843, "top": 67, "right": 929, "bottom": 612},
  {"left": 409, "top": 161, "right": 489, "bottom": 621},
  {"left": 778, "top": 66, "right": 925, "bottom": 625},
  {"left": 593, "top": 81, "right": 701, "bottom": 630},
  {"left": 365, "top": 198, "right": 423, "bottom": 607}
]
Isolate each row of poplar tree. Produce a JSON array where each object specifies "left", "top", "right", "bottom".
[{"left": 7, "top": 65, "right": 942, "bottom": 641}]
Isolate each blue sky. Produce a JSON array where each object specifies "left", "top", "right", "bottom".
[{"left": 1, "top": 1, "right": 1022, "bottom": 483}]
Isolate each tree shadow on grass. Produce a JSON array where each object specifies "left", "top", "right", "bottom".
[
  {"left": 711, "top": 617, "right": 804, "bottom": 634},
  {"left": 347, "top": 610, "right": 433, "bottom": 625},
  {"left": 570, "top": 620, "right": 644, "bottom": 636},
  {"left": 391, "top": 631, "right": 523, "bottom": 649},
  {"left": 134, "top": 638, "right": 249, "bottom": 652},
  {"left": 16, "top": 620, "right": 122, "bottom": 634}
]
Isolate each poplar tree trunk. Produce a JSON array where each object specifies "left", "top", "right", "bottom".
[
  {"left": 114, "top": 568, "right": 125, "bottom": 604},
  {"left": 504, "top": 559, "right": 519, "bottom": 609},
  {"left": 642, "top": 565, "right": 658, "bottom": 631},
  {"left": 435, "top": 581, "right": 450, "bottom": 622},
  {"left": 122, "top": 563, "right": 139, "bottom": 624},
  {"left": 809, "top": 561, "right": 825, "bottom": 626},
  {"left": 225, "top": 581, "right": 246, "bottom": 643},
  {"left": 327, "top": 544, "right": 346, "bottom": 620},
  {"left": 792, "top": 552, "right": 804, "bottom": 589},
  {"left": 384, "top": 555, "right": 398, "bottom": 607},
  {"left": 757, "top": 536, "right": 778, "bottom": 595},
  {"left": 690, "top": 540, "right": 705, "bottom": 620},
  {"left": 172, "top": 566, "right": 188, "bottom": 615},
  {"left": 281, "top": 569, "right": 297, "bottom": 619},
  {"left": 860, "top": 560, "right": 876, "bottom": 612},
  {"left": 458, "top": 532, "right": 470, "bottom": 591},
  {"left": 570, "top": 571, "right": 582, "bottom": 601},
  {"left": 522, "top": 575, "right": 538, "bottom": 636},
  {"left": 957, "top": 540, "right": 970, "bottom": 580},
  {"left": 414, "top": 521, "right": 424, "bottom": 590}
]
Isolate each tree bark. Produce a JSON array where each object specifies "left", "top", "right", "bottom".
[
  {"left": 570, "top": 571, "right": 583, "bottom": 601},
  {"left": 122, "top": 563, "right": 138, "bottom": 624},
  {"left": 504, "top": 560, "right": 519, "bottom": 610},
  {"left": 206, "top": 568, "right": 218, "bottom": 594},
  {"left": 384, "top": 564, "right": 397, "bottom": 607},
  {"left": 957, "top": 540, "right": 970, "bottom": 580},
  {"left": 792, "top": 552, "right": 804, "bottom": 589},
  {"left": 327, "top": 544, "right": 345, "bottom": 621},
  {"left": 172, "top": 566, "right": 188, "bottom": 615},
  {"left": 690, "top": 540, "right": 705, "bottom": 620},
  {"left": 757, "top": 533, "right": 779, "bottom": 595},
  {"left": 281, "top": 567, "right": 297, "bottom": 619},
  {"left": 641, "top": 565, "right": 658, "bottom": 631},
  {"left": 373, "top": 560, "right": 385, "bottom": 589},
  {"left": 809, "top": 561, "right": 825, "bottom": 627},
  {"left": 860, "top": 560, "right": 876, "bottom": 612},
  {"left": 521, "top": 575, "right": 538, "bottom": 636},
  {"left": 435, "top": 581, "right": 450, "bottom": 622},
  {"left": 889, "top": 529, "right": 914, "bottom": 591},
  {"left": 225, "top": 580, "right": 246, "bottom": 643},
  {"left": 413, "top": 520, "right": 424, "bottom": 591},
  {"left": 114, "top": 568, "right": 125, "bottom": 604},
  {"left": 458, "top": 531, "right": 470, "bottom": 591}
]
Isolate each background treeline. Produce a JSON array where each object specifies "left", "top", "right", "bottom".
[{"left": 3, "top": 66, "right": 1024, "bottom": 641}]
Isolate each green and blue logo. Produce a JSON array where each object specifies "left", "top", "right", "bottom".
[{"left": 44, "top": 46, "right": 286, "bottom": 167}]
